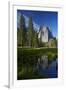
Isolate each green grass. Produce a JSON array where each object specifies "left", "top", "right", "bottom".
[{"left": 17, "top": 47, "right": 57, "bottom": 56}]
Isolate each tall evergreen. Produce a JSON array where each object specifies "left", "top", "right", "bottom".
[
  {"left": 28, "top": 16, "right": 34, "bottom": 47},
  {"left": 33, "top": 31, "right": 38, "bottom": 48},
  {"left": 19, "top": 14, "right": 26, "bottom": 46}
]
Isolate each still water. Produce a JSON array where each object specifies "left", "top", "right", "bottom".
[
  {"left": 33, "top": 55, "right": 58, "bottom": 78},
  {"left": 18, "top": 54, "right": 58, "bottom": 79}
]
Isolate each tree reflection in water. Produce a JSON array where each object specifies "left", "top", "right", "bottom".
[{"left": 18, "top": 53, "right": 58, "bottom": 79}]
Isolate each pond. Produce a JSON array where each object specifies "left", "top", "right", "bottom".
[
  {"left": 17, "top": 48, "right": 58, "bottom": 80},
  {"left": 38, "top": 56, "right": 58, "bottom": 78}
]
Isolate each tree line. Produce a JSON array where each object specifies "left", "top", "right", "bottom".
[
  {"left": 17, "top": 14, "right": 39, "bottom": 48},
  {"left": 17, "top": 14, "right": 57, "bottom": 48}
]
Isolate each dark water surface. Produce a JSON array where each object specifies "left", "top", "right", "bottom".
[
  {"left": 38, "top": 58, "right": 58, "bottom": 78},
  {"left": 17, "top": 52, "right": 58, "bottom": 80}
]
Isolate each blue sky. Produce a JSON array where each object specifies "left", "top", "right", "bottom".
[{"left": 17, "top": 10, "right": 58, "bottom": 38}]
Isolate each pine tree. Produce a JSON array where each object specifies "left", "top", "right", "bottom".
[
  {"left": 19, "top": 14, "right": 26, "bottom": 47},
  {"left": 33, "top": 31, "right": 38, "bottom": 48},
  {"left": 28, "top": 16, "right": 34, "bottom": 47}
]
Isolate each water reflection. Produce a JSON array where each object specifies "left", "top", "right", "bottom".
[
  {"left": 33, "top": 55, "right": 58, "bottom": 78},
  {"left": 38, "top": 55, "right": 48, "bottom": 69},
  {"left": 18, "top": 54, "right": 58, "bottom": 79}
]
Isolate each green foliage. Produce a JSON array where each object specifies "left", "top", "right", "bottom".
[
  {"left": 17, "top": 14, "right": 27, "bottom": 47},
  {"left": 17, "top": 28, "right": 22, "bottom": 46},
  {"left": 32, "top": 31, "right": 39, "bottom": 47},
  {"left": 17, "top": 47, "right": 57, "bottom": 57},
  {"left": 17, "top": 15, "right": 39, "bottom": 48},
  {"left": 17, "top": 14, "right": 57, "bottom": 48},
  {"left": 28, "top": 16, "right": 34, "bottom": 47},
  {"left": 50, "top": 38, "right": 57, "bottom": 47}
]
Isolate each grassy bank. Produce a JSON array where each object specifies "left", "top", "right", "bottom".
[{"left": 17, "top": 47, "right": 57, "bottom": 56}]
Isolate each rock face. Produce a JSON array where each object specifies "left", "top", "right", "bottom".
[{"left": 38, "top": 26, "right": 53, "bottom": 43}]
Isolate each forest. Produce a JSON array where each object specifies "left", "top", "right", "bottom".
[{"left": 17, "top": 14, "right": 39, "bottom": 48}]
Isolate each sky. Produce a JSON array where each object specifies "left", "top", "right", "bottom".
[{"left": 17, "top": 10, "right": 58, "bottom": 38}]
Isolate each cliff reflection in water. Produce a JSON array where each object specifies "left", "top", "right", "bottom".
[
  {"left": 32, "top": 55, "right": 58, "bottom": 78},
  {"left": 17, "top": 54, "right": 58, "bottom": 80}
]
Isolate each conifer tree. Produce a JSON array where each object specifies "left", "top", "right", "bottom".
[
  {"left": 28, "top": 16, "right": 34, "bottom": 47},
  {"left": 19, "top": 14, "right": 26, "bottom": 46}
]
